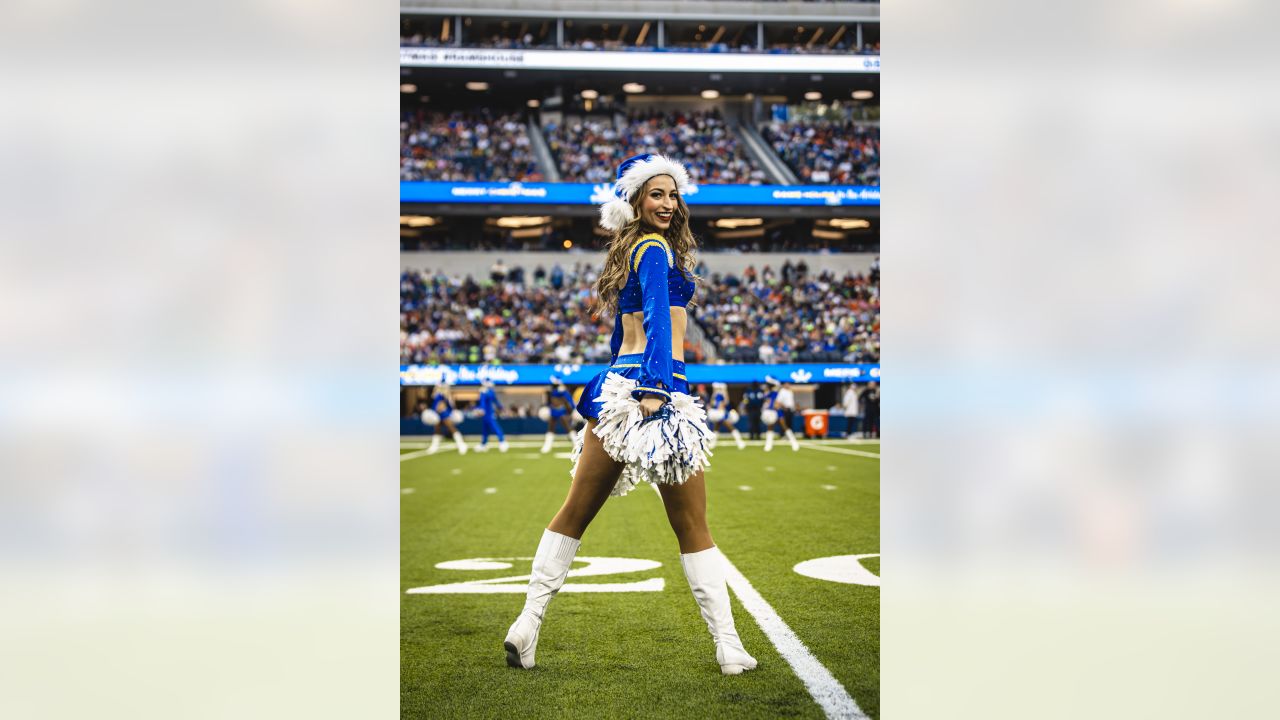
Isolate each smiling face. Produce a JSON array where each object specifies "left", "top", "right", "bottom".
[{"left": 637, "top": 175, "right": 678, "bottom": 232}]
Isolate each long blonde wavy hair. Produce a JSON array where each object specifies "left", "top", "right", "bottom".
[{"left": 594, "top": 175, "right": 700, "bottom": 316}]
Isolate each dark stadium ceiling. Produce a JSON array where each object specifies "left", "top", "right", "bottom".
[{"left": 399, "top": 66, "right": 878, "bottom": 109}]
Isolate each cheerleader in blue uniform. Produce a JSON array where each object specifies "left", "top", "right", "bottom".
[
  {"left": 504, "top": 154, "right": 756, "bottom": 676},
  {"left": 539, "top": 376, "right": 576, "bottom": 454},
  {"left": 761, "top": 377, "right": 800, "bottom": 452},
  {"left": 422, "top": 381, "right": 468, "bottom": 456},
  {"left": 707, "top": 381, "right": 746, "bottom": 449},
  {"left": 475, "top": 379, "right": 509, "bottom": 453}
]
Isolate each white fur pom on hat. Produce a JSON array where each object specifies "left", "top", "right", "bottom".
[{"left": 598, "top": 153, "right": 692, "bottom": 231}]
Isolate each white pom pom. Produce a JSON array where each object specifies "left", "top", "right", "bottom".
[
  {"left": 420, "top": 409, "right": 440, "bottom": 426},
  {"left": 762, "top": 408, "right": 779, "bottom": 426},
  {"left": 728, "top": 409, "right": 740, "bottom": 424},
  {"left": 537, "top": 406, "right": 552, "bottom": 422},
  {"left": 450, "top": 410, "right": 464, "bottom": 424},
  {"left": 572, "top": 410, "right": 584, "bottom": 424},
  {"left": 708, "top": 408, "right": 726, "bottom": 423},
  {"left": 599, "top": 197, "right": 635, "bottom": 231},
  {"left": 568, "top": 373, "right": 714, "bottom": 496}
]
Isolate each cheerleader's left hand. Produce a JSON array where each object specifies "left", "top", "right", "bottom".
[{"left": 638, "top": 395, "right": 665, "bottom": 418}]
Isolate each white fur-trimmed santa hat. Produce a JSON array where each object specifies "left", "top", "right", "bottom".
[{"left": 598, "top": 153, "right": 692, "bottom": 231}]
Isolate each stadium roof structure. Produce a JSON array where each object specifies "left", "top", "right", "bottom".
[{"left": 401, "top": 0, "right": 879, "bottom": 24}]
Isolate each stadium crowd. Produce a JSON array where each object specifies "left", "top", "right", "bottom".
[
  {"left": 401, "top": 110, "right": 544, "bottom": 182},
  {"left": 545, "top": 109, "right": 765, "bottom": 185},
  {"left": 692, "top": 259, "right": 879, "bottom": 363},
  {"left": 401, "top": 258, "right": 877, "bottom": 366},
  {"left": 402, "top": 264, "right": 626, "bottom": 366},
  {"left": 760, "top": 119, "right": 880, "bottom": 185}
]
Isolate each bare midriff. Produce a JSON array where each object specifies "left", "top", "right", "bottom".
[{"left": 617, "top": 307, "right": 687, "bottom": 362}]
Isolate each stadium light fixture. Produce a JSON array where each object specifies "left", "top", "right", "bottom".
[
  {"left": 563, "top": 240, "right": 574, "bottom": 249},
  {"left": 527, "top": 99, "right": 540, "bottom": 108},
  {"left": 805, "top": 91, "right": 822, "bottom": 101},
  {"left": 400, "top": 216, "right": 439, "bottom": 227},
  {"left": 701, "top": 89, "right": 720, "bottom": 99},
  {"left": 852, "top": 90, "right": 875, "bottom": 100},
  {"left": 623, "top": 83, "right": 646, "bottom": 94},
  {"left": 466, "top": 82, "right": 489, "bottom": 91},
  {"left": 495, "top": 216, "right": 551, "bottom": 228},
  {"left": 713, "top": 218, "right": 763, "bottom": 229},
  {"left": 580, "top": 89, "right": 599, "bottom": 100},
  {"left": 829, "top": 218, "right": 871, "bottom": 230},
  {"left": 400, "top": 83, "right": 417, "bottom": 93}
]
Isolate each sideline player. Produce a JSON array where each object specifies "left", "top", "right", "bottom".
[{"left": 475, "top": 378, "right": 509, "bottom": 453}]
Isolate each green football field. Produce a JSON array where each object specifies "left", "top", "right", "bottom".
[{"left": 401, "top": 435, "right": 880, "bottom": 719}]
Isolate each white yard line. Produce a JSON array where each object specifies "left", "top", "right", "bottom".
[
  {"left": 797, "top": 443, "right": 881, "bottom": 460},
  {"left": 720, "top": 550, "right": 869, "bottom": 720}
]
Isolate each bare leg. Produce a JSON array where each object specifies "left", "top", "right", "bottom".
[
  {"left": 658, "top": 470, "right": 714, "bottom": 553},
  {"left": 547, "top": 419, "right": 624, "bottom": 539}
]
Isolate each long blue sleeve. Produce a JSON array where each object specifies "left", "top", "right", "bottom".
[
  {"left": 633, "top": 241, "right": 674, "bottom": 402},
  {"left": 609, "top": 312, "right": 623, "bottom": 364}
]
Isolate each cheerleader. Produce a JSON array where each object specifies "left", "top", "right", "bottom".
[
  {"left": 475, "top": 378, "right": 509, "bottom": 453},
  {"left": 539, "top": 376, "right": 576, "bottom": 454},
  {"left": 761, "top": 377, "right": 800, "bottom": 452},
  {"left": 707, "top": 381, "right": 746, "bottom": 449},
  {"left": 423, "top": 381, "right": 468, "bottom": 455},
  {"left": 503, "top": 153, "right": 756, "bottom": 676}
]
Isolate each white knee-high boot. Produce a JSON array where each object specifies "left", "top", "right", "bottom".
[
  {"left": 680, "top": 546, "right": 758, "bottom": 675},
  {"left": 504, "top": 529, "right": 581, "bottom": 669},
  {"left": 427, "top": 434, "right": 441, "bottom": 454},
  {"left": 540, "top": 431, "right": 555, "bottom": 454},
  {"left": 453, "top": 431, "right": 468, "bottom": 455},
  {"left": 730, "top": 428, "right": 745, "bottom": 449},
  {"left": 784, "top": 428, "right": 799, "bottom": 451},
  {"left": 763, "top": 430, "right": 775, "bottom": 452}
]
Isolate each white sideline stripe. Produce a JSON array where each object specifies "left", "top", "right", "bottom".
[
  {"left": 400, "top": 438, "right": 879, "bottom": 450},
  {"left": 798, "top": 443, "right": 880, "bottom": 460},
  {"left": 400, "top": 439, "right": 881, "bottom": 461},
  {"left": 721, "top": 551, "right": 868, "bottom": 720}
]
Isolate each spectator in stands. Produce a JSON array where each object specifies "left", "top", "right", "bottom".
[
  {"left": 760, "top": 119, "right": 879, "bottom": 186},
  {"left": 401, "top": 109, "right": 544, "bottom": 182},
  {"left": 545, "top": 109, "right": 764, "bottom": 185}
]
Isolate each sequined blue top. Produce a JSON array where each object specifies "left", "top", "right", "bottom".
[
  {"left": 609, "top": 233, "right": 696, "bottom": 402},
  {"left": 431, "top": 392, "right": 453, "bottom": 414},
  {"left": 712, "top": 392, "right": 728, "bottom": 409},
  {"left": 549, "top": 388, "right": 574, "bottom": 409},
  {"left": 765, "top": 390, "right": 779, "bottom": 410}
]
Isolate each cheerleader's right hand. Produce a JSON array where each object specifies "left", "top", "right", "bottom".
[{"left": 638, "top": 396, "right": 665, "bottom": 418}]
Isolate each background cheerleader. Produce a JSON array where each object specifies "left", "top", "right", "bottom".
[
  {"left": 422, "top": 380, "right": 468, "bottom": 455},
  {"left": 761, "top": 377, "right": 800, "bottom": 452},
  {"left": 707, "top": 381, "right": 745, "bottom": 449},
  {"left": 539, "top": 376, "right": 576, "bottom": 454}
]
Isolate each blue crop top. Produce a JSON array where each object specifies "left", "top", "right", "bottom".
[{"left": 609, "top": 233, "right": 696, "bottom": 402}]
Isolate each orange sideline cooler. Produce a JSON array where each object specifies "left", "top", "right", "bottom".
[{"left": 802, "top": 410, "right": 829, "bottom": 438}]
